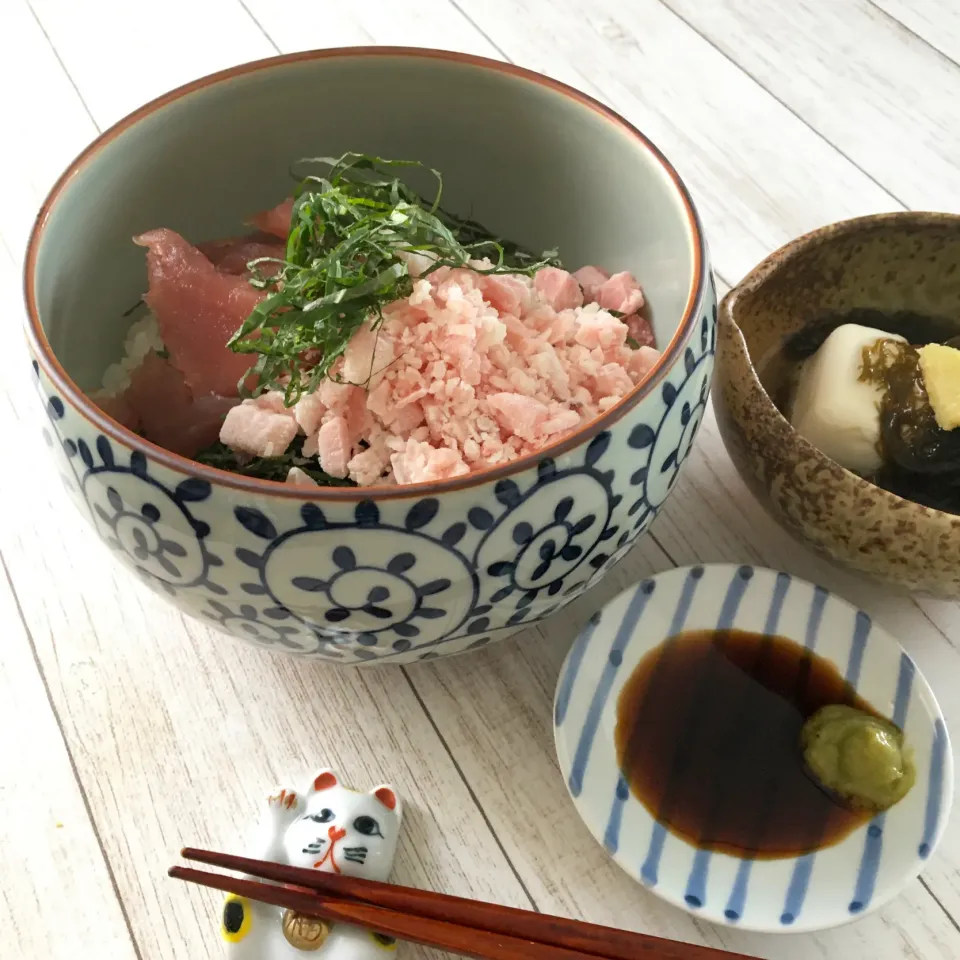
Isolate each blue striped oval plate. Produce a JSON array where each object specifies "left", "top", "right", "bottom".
[{"left": 554, "top": 564, "right": 952, "bottom": 933}]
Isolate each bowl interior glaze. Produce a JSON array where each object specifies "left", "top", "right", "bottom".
[{"left": 32, "top": 49, "right": 698, "bottom": 395}]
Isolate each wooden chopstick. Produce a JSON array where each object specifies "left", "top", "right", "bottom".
[
  {"left": 173, "top": 865, "right": 601, "bottom": 960},
  {"left": 177, "top": 847, "right": 759, "bottom": 960}
]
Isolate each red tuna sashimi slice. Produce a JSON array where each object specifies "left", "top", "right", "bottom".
[
  {"left": 186, "top": 395, "right": 243, "bottom": 455},
  {"left": 93, "top": 391, "right": 141, "bottom": 432},
  {"left": 134, "top": 229, "right": 264, "bottom": 397},
  {"left": 198, "top": 234, "right": 286, "bottom": 276},
  {"left": 250, "top": 198, "right": 295, "bottom": 239},
  {"left": 125, "top": 351, "right": 238, "bottom": 456}
]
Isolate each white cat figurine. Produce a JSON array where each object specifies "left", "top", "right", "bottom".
[{"left": 220, "top": 769, "right": 402, "bottom": 958}]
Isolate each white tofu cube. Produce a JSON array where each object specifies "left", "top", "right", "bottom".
[{"left": 789, "top": 324, "right": 907, "bottom": 474}]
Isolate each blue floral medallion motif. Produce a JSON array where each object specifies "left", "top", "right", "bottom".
[
  {"left": 468, "top": 432, "right": 620, "bottom": 630},
  {"left": 29, "top": 274, "right": 718, "bottom": 665},
  {"left": 202, "top": 599, "right": 314, "bottom": 652},
  {"left": 38, "top": 385, "right": 225, "bottom": 598},
  {"left": 229, "top": 499, "right": 478, "bottom": 659},
  {"left": 626, "top": 308, "right": 716, "bottom": 532},
  {"left": 80, "top": 440, "right": 226, "bottom": 596}
]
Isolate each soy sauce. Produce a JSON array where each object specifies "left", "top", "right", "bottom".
[{"left": 615, "top": 629, "right": 877, "bottom": 859}]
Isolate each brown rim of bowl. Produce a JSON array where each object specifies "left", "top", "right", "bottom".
[
  {"left": 721, "top": 208, "right": 960, "bottom": 523},
  {"left": 24, "top": 45, "right": 707, "bottom": 502},
  {"left": 723, "top": 210, "right": 960, "bottom": 314}
]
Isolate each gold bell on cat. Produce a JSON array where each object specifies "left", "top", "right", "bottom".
[{"left": 282, "top": 909, "right": 332, "bottom": 951}]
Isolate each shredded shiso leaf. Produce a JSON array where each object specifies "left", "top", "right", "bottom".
[
  {"left": 227, "top": 152, "right": 559, "bottom": 406},
  {"left": 195, "top": 153, "right": 558, "bottom": 486}
]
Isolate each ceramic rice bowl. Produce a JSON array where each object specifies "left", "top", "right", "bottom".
[{"left": 24, "top": 48, "right": 715, "bottom": 664}]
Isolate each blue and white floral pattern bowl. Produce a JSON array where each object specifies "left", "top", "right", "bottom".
[
  {"left": 554, "top": 564, "right": 953, "bottom": 932},
  {"left": 24, "top": 49, "right": 713, "bottom": 665}
]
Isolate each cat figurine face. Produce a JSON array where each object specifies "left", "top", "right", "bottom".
[{"left": 221, "top": 769, "right": 402, "bottom": 958}]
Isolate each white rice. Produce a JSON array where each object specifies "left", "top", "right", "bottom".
[{"left": 100, "top": 314, "right": 165, "bottom": 396}]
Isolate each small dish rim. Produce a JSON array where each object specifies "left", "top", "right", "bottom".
[
  {"left": 23, "top": 45, "right": 708, "bottom": 503},
  {"left": 553, "top": 562, "right": 954, "bottom": 933}
]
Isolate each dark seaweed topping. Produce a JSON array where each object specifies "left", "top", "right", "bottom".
[
  {"left": 194, "top": 436, "right": 358, "bottom": 487},
  {"left": 782, "top": 307, "right": 960, "bottom": 360}
]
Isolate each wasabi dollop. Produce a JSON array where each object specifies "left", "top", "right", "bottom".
[{"left": 800, "top": 704, "right": 915, "bottom": 813}]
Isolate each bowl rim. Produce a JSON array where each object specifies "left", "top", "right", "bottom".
[
  {"left": 23, "top": 45, "right": 707, "bottom": 502},
  {"left": 723, "top": 210, "right": 960, "bottom": 310},
  {"left": 719, "top": 209, "right": 960, "bottom": 527}
]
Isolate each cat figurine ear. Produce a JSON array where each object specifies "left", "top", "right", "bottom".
[
  {"left": 220, "top": 769, "right": 404, "bottom": 958},
  {"left": 370, "top": 784, "right": 402, "bottom": 823},
  {"left": 309, "top": 768, "right": 340, "bottom": 795}
]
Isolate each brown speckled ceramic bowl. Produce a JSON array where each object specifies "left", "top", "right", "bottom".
[{"left": 714, "top": 211, "right": 960, "bottom": 598}]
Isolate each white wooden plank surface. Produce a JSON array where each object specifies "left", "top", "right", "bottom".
[
  {"left": 0, "top": 282, "right": 137, "bottom": 960},
  {"left": 26, "top": 0, "right": 272, "bottom": 128},
  {"left": 241, "top": 0, "right": 502, "bottom": 59},
  {"left": 662, "top": 0, "right": 960, "bottom": 211},
  {"left": 872, "top": 0, "right": 960, "bottom": 67},
  {"left": 3, "top": 1, "right": 960, "bottom": 958},
  {"left": 0, "top": 1, "right": 99, "bottom": 256}
]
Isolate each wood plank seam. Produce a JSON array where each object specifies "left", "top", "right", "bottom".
[
  {"left": 399, "top": 669, "right": 542, "bottom": 912},
  {"left": 237, "top": 0, "right": 281, "bottom": 55},
  {"left": 655, "top": 0, "right": 910, "bottom": 212},
  {"left": 918, "top": 876, "right": 960, "bottom": 935},
  {"left": 866, "top": 0, "right": 960, "bottom": 69},
  {"left": 25, "top": 0, "right": 100, "bottom": 130},
  {"left": 0, "top": 553, "right": 144, "bottom": 960},
  {"left": 448, "top": 0, "right": 512, "bottom": 60}
]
